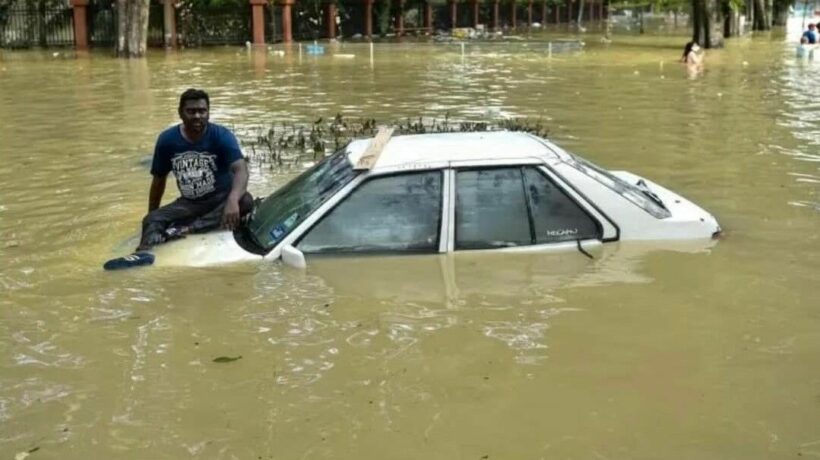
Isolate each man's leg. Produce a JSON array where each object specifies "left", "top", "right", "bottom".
[
  {"left": 186, "top": 192, "right": 254, "bottom": 234},
  {"left": 137, "top": 197, "right": 216, "bottom": 251}
]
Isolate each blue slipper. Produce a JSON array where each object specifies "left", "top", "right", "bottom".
[{"left": 103, "top": 252, "right": 155, "bottom": 271}]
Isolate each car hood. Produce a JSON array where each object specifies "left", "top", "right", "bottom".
[{"left": 149, "top": 230, "right": 262, "bottom": 267}]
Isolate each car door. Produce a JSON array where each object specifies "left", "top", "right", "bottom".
[
  {"left": 449, "top": 165, "right": 604, "bottom": 253},
  {"left": 293, "top": 170, "right": 446, "bottom": 255}
]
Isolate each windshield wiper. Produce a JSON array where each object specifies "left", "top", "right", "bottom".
[{"left": 635, "top": 179, "right": 668, "bottom": 210}]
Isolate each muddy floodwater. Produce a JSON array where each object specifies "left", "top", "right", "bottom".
[{"left": 0, "top": 31, "right": 818, "bottom": 459}]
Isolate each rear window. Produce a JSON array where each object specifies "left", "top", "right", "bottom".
[{"left": 454, "top": 167, "right": 602, "bottom": 250}]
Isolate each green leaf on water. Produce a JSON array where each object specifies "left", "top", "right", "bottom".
[{"left": 212, "top": 355, "right": 242, "bottom": 363}]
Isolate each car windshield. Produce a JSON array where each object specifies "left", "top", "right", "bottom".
[
  {"left": 565, "top": 154, "right": 672, "bottom": 219},
  {"left": 247, "top": 150, "right": 359, "bottom": 251}
]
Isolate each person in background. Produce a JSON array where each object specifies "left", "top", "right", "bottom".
[
  {"left": 797, "top": 35, "right": 814, "bottom": 59},
  {"left": 680, "top": 41, "right": 703, "bottom": 66},
  {"left": 802, "top": 23, "right": 817, "bottom": 44}
]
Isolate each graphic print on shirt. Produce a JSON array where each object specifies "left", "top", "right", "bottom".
[{"left": 172, "top": 151, "right": 218, "bottom": 199}]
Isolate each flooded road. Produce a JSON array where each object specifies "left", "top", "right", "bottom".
[{"left": 1, "top": 32, "right": 818, "bottom": 459}]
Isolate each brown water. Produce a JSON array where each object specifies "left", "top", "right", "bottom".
[{"left": 1, "top": 32, "right": 818, "bottom": 459}]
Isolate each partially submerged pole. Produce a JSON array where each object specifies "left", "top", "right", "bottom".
[
  {"left": 163, "top": 0, "right": 178, "bottom": 48},
  {"left": 251, "top": 0, "right": 267, "bottom": 44},
  {"left": 364, "top": 0, "right": 374, "bottom": 38},
  {"left": 280, "top": 0, "right": 294, "bottom": 43}
]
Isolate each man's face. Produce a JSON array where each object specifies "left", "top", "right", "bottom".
[{"left": 179, "top": 99, "right": 209, "bottom": 135}]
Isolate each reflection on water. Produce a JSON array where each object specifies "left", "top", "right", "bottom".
[{"left": 0, "top": 32, "right": 819, "bottom": 458}]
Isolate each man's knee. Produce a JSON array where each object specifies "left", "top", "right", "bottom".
[{"left": 142, "top": 209, "right": 163, "bottom": 228}]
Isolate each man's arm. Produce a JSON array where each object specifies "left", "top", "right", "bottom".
[
  {"left": 148, "top": 174, "right": 168, "bottom": 212},
  {"left": 221, "top": 159, "right": 249, "bottom": 229}
]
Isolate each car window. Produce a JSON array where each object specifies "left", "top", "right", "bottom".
[
  {"left": 297, "top": 171, "right": 442, "bottom": 254},
  {"left": 455, "top": 168, "right": 532, "bottom": 249},
  {"left": 523, "top": 167, "right": 601, "bottom": 243},
  {"left": 247, "top": 150, "right": 358, "bottom": 251}
]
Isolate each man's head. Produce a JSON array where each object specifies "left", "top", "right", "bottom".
[
  {"left": 178, "top": 88, "right": 210, "bottom": 136},
  {"left": 810, "top": 23, "right": 816, "bottom": 30}
]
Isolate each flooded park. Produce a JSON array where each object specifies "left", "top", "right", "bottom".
[{"left": 1, "top": 25, "right": 819, "bottom": 459}]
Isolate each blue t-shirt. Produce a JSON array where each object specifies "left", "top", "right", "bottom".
[
  {"left": 150, "top": 123, "right": 243, "bottom": 200},
  {"left": 803, "top": 30, "right": 817, "bottom": 44}
]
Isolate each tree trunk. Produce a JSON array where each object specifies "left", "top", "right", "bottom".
[
  {"left": 723, "top": 4, "right": 739, "bottom": 36},
  {"left": 766, "top": 0, "right": 773, "bottom": 27},
  {"left": 772, "top": 0, "right": 787, "bottom": 25},
  {"left": 692, "top": 0, "right": 703, "bottom": 43},
  {"left": 692, "top": 0, "right": 723, "bottom": 48},
  {"left": 638, "top": 6, "right": 644, "bottom": 34},
  {"left": 752, "top": 0, "right": 769, "bottom": 30},
  {"left": 117, "top": 0, "right": 150, "bottom": 57},
  {"left": 747, "top": 0, "right": 754, "bottom": 29},
  {"left": 576, "top": 0, "right": 584, "bottom": 28}
]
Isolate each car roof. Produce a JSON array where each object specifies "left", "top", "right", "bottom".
[{"left": 344, "top": 131, "right": 569, "bottom": 171}]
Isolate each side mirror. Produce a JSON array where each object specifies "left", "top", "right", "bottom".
[{"left": 281, "top": 244, "right": 307, "bottom": 269}]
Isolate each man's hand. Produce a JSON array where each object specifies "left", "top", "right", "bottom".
[
  {"left": 222, "top": 197, "right": 241, "bottom": 230},
  {"left": 222, "top": 158, "right": 249, "bottom": 230}
]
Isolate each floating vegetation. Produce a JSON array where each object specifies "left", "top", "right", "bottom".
[
  {"left": 244, "top": 113, "right": 549, "bottom": 169},
  {"left": 212, "top": 355, "right": 242, "bottom": 363}
]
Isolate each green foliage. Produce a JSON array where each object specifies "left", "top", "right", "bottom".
[
  {"left": 181, "top": 0, "right": 246, "bottom": 9},
  {"left": 376, "top": 0, "right": 391, "bottom": 36},
  {"left": 610, "top": 0, "right": 688, "bottom": 12},
  {"left": 245, "top": 113, "right": 550, "bottom": 168},
  {"left": 0, "top": 0, "right": 67, "bottom": 26},
  {"left": 0, "top": 0, "right": 10, "bottom": 26}
]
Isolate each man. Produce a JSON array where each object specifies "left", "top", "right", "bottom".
[
  {"left": 802, "top": 23, "right": 817, "bottom": 44},
  {"left": 104, "top": 89, "right": 252, "bottom": 269}
]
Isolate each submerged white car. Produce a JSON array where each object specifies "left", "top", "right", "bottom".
[{"left": 151, "top": 131, "right": 721, "bottom": 267}]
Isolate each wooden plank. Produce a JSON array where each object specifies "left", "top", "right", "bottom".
[{"left": 354, "top": 126, "right": 395, "bottom": 170}]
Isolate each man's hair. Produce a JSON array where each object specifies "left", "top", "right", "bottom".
[{"left": 178, "top": 88, "right": 209, "bottom": 111}]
